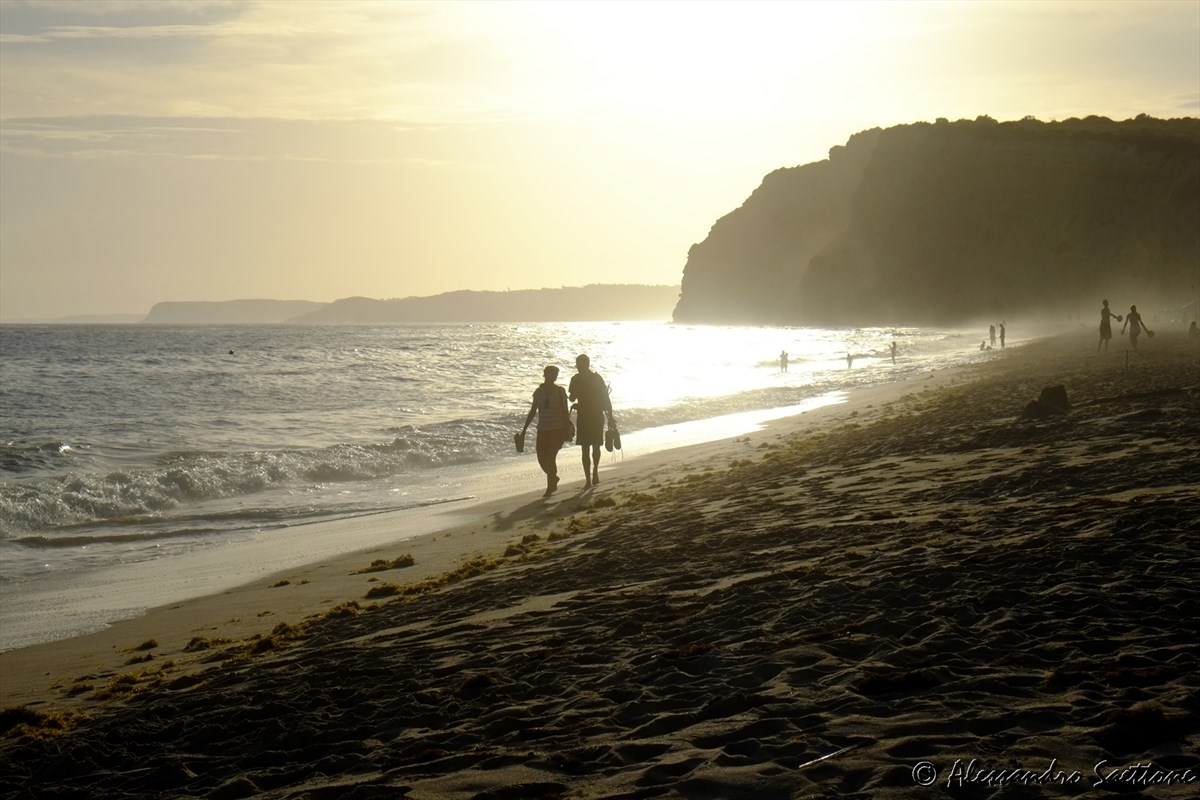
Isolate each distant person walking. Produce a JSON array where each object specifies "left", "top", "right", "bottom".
[
  {"left": 520, "top": 365, "right": 572, "bottom": 497},
  {"left": 890, "top": 341, "right": 897, "bottom": 364},
  {"left": 569, "top": 354, "right": 615, "bottom": 488},
  {"left": 989, "top": 325, "right": 996, "bottom": 349},
  {"left": 1122, "top": 305, "right": 1153, "bottom": 350},
  {"left": 999, "top": 322, "right": 1006, "bottom": 349},
  {"left": 1098, "top": 299, "right": 1121, "bottom": 352},
  {"left": 779, "top": 350, "right": 789, "bottom": 373}
]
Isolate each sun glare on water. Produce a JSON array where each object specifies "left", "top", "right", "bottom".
[{"left": 556, "top": 322, "right": 862, "bottom": 415}]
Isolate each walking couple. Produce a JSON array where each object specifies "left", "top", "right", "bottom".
[{"left": 519, "top": 354, "right": 616, "bottom": 497}]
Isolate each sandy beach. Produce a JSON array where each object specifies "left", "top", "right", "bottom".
[{"left": 2, "top": 330, "right": 1197, "bottom": 799}]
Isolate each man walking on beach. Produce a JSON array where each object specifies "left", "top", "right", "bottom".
[{"left": 569, "top": 354, "right": 614, "bottom": 488}]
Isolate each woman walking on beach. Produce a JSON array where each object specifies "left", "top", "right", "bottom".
[
  {"left": 1122, "top": 304, "right": 1153, "bottom": 350},
  {"left": 520, "top": 366, "right": 572, "bottom": 497},
  {"left": 1098, "top": 300, "right": 1121, "bottom": 352},
  {"left": 569, "top": 354, "right": 614, "bottom": 488}
]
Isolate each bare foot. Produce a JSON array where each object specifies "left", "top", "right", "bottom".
[
  {"left": 592, "top": 471, "right": 599, "bottom": 485},
  {"left": 583, "top": 480, "right": 592, "bottom": 489}
]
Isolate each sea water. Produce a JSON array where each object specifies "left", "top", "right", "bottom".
[{"left": 1, "top": 321, "right": 995, "bottom": 650}]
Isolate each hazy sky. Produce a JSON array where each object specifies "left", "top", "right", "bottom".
[{"left": 1, "top": 0, "right": 1197, "bottom": 319}]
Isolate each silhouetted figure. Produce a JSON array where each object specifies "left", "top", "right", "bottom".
[
  {"left": 1189, "top": 321, "right": 1199, "bottom": 339},
  {"left": 980, "top": 341, "right": 986, "bottom": 351},
  {"left": 520, "top": 365, "right": 571, "bottom": 497},
  {"left": 846, "top": 353, "right": 853, "bottom": 368},
  {"left": 779, "top": 350, "right": 789, "bottom": 373},
  {"left": 999, "top": 322, "right": 1006, "bottom": 349},
  {"left": 568, "top": 354, "right": 614, "bottom": 489},
  {"left": 989, "top": 324, "right": 996, "bottom": 348},
  {"left": 1098, "top": 299, "right": 1121, "bottom": 352},
  {"left": 1122, "top": 305, "right": 1153, "bottom": 349},
  {"left": 890, "top": 341, "right": 897, "bottom": 364}
]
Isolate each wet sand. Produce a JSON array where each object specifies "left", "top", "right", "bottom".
[{"left": 2, "top": 330, "right": 1197, "bottom": 799}]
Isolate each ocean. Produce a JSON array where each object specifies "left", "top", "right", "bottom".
[{"left": 1, "top": 321, "right": 996, "bottom": 650}]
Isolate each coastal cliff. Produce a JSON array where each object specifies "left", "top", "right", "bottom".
[{"left": 672, "top": 116, "right": 1200, "bottom": 326}]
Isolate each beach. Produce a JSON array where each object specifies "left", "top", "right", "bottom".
[
  {"left": 2, "top": 330, "right": 1197, "bottom": 798},
  {"left": 0, "top": 320, "right": 991, "bottom": 654}
]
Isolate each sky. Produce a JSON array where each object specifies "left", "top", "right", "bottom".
[{"left": 1, "top": 0, "right": 1197, "bottom": 320}]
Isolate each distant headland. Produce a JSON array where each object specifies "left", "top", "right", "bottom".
[
  {"left": 672, "top": 115, "right": 1199, "bottom": 327},
  {"left": 6, "top": 285, "right": 681, "bottom": 325}
]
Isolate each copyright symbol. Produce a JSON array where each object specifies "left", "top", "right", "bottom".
[{"left": 912, "top": 761, "right": 938, "bottom": 786}]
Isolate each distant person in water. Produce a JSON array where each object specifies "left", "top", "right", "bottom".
[
  {"left": 999, "top": 322, "right": 1006, "bottom": 349},
  {"left": 779, "top": 350, "right": 789, "bottom": 373},
  {"left": 1098, "top": 300, "right": 1121, "bottom": 352},
  {"left": 890, "top": 341, "right": 897, "bottom": 364},
  {"left": 520, "top": 365, "right": 571, "bottom": 497},
  {"left": 1121, "top": 305, "right": 1153, "bottom": 349},
  {"left": 989, "top": 324, "right": 996, "bottom": 349},
  {"left": 569, "top": 354, "right": 614, "bottom": 489}
]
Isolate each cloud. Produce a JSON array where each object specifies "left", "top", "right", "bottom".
[
  {"left": 0, "top": 0, "right": 243, "bottom": 40},
  {"left": 5, "top": 0, "right": 1195, "bottom": 131},
  {"left": 1, "top": 24, "right": 237, "bottom": 44},
  {"left": 0, "top": 0, "right": 516, "bottom": 124},
  {"left": 1174, "top": 92, "right": 1200, "bottom": 114},
  {"left": 0, "top": 115, "right": 469, "bottom": 168}
]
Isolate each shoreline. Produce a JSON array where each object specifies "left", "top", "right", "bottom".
[
  {"left": 0, "top": 392, "right": 857, "bottom": 655},
  {"left": 0, "top": 323, "right": 991, "bottom": 656},
  {"left": 0, "top": 359, "right": 966, "bottom": 708},
  {"left": 0, "top": 319, "right": 1052, "bottom": 655},
  {"left": 3, "top": 330, "right": 1197, "bottom": 799}
]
